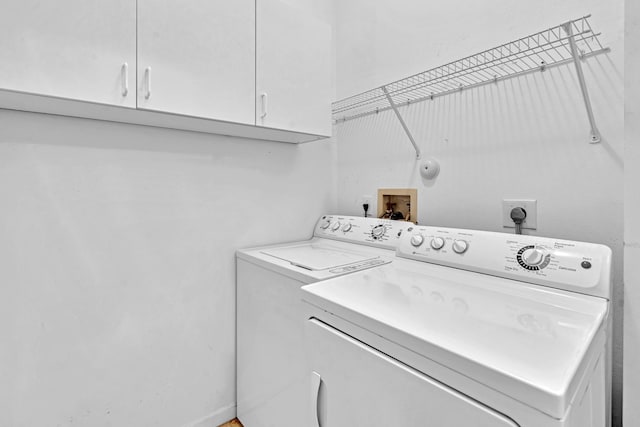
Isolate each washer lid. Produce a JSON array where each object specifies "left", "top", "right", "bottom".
[
  {"left": 301, "top": 261, "right": 608, "bottom": 419},
  {"left": 261, "top": 244, "right": 378, "bottom": 271}
]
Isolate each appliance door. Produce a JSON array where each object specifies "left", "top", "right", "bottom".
[
  {"left": 261, "top": 244, "right": 379, "bottom": 271},
  {"left": 306, "top": 319, "right": 519, "bottom": 427}
]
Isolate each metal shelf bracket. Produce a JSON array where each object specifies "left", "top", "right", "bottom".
[
  {"left": 382, "top": 86, "right": 422, "bottom": 159},
  {"left": 562, "top": 20, "right": 602, "bottom": 143}
]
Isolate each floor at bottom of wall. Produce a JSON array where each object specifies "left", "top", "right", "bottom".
[{"left": 218, "top": 418, "right": 243, "bottom": 427}]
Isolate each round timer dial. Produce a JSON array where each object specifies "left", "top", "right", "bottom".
[
  {"left": 517, "top": 245, "right": 551, "bottom": 271},
  {"left": 371, "top": 224, "right": 386, "bottom": 240}
]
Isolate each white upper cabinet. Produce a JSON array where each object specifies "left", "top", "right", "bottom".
[
  {"left": 256, "top": 0, "right": 332, "bottom": 136},
  {"left": 0, "top": 0, "right": 136, "bottom": 108},
  {"left": 0, "top": 0, "right": 331, "bottom": 142},
  {"left": 137, "top": 0, "right": 255, "bottom": 125}
]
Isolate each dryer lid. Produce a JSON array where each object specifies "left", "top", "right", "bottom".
[
  {"left": 261, "top": 244, "right": 379, "bottom": 271},
  {"left": 301, "top": 261, "right": 608, "bottom": 419}
]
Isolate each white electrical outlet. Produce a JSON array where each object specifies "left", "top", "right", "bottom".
[{"left": 502, "top": 199, "right": 537, "bottom": 229}]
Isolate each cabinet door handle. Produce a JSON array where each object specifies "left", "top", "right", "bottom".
[
  {"left": 121, "top": 63, "right": 129, "bottom": 97},
  {"left": 145, "top": 67, "right": 152, "bottom": 99},
  {"left": 260, "top": 92, "right": 268, "bottom": 119},
  {"left": 310, "top": 371, "right": 322, "bottom": 427}
]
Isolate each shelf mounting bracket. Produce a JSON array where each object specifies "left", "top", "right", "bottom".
[
  {"left": 562, "top": 21, "right": 601, "bottom": 143},
  {"left": 382, "top": 86, "right": 422, "bottom": 159}
]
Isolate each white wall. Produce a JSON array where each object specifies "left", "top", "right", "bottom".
[
  {"left": 624, "top": 0, "right": 640, "bottom": 424},
  {"left": 0, "top": 110, "right": 336, "bottom": 427},
  {"left": 334, "top": 1, "right": 624, "bottom": 425}
]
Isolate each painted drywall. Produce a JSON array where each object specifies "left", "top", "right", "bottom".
[
  {"left": 0, "top": 110, "right": 336, "bottom": 427},
  {"left": 334, "top": 1, "right": 624, "bottom": 425},
  {"left": 624, "top": 0, "right": 640, "bottom": 424}
]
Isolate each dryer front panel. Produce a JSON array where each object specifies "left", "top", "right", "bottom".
[{"left": 306, "top": 319, "right": 519, "bottom": 427}]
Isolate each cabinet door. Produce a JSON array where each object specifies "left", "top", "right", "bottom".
[
  {"left": 256, "top": 1, "right": 332, "bottom": 136},
  {"left": 307, "top": 319, "right": 519, "bottom": 427},
  {"left": 0, "top": 0, "right": 136, "bottom": 107},
  {"left": 137, "top": 0, "right": 255, "bottom": 125}
]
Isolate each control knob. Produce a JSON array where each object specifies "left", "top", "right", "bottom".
[
  {"left": 516, "top": 245, "right": 550, "bottom": 271},
  {"left": 452, "top": 239, "right": 468, "bottom": 254},
  {"left": 430, "top": 237, "right": 445, "bottom": 250},
  {"left": 320, "top": 219, "right": 331, "bottom": 229},
  {"left": 410, "top": 234, "right": 424, "bottom": 247},
  {"left": 371, "top": 224, "right": 386, "bottom": 239},
  {"left": 521, "top": 247, "right": 545, "bottom": 266},
  {"left": 342, "top": 223, "right": 352, "bottom": 232},
  {"left": 331, "top": 221, "right": 341, "bottom": 231}
]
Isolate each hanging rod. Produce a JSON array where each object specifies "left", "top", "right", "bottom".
[{"left": 332, "top": 15, "right": 609, "bottom": 144}]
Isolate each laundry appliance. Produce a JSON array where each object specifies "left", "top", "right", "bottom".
[
  {"left": 236, "top": 215, "right": 411, "bottom": 427},
  {"left": 302, "top": 225, "right": 612, "bottom": 427}
]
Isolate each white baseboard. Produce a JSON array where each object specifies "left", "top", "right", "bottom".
[{"left": 180, "top": 403, "right": 237, "bottom": 427}]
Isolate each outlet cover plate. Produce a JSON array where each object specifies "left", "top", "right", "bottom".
[{"left": 502, "top": 199, "right": 537, "bottom": 229}]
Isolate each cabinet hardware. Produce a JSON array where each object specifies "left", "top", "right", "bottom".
[
  {"left": 260, "top": 92, "right": 268, "bottom": 119},
  {"left": 121, "top": 63, "right": 129, "bottom": 97},
  {"left": 145, "top": 67, "right": 152, "bottom": 99}
]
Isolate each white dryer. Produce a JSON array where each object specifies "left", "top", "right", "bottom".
[
  {"left": 236, "top": 215, "right": 411, "bottom": 427},
  {"left": 302, "top": 226, "right": 612, "bottom": 427}
]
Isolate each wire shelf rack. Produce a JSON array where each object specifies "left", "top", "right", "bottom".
[{"left": 332, "top": 15, "right": 609, "bottom": 124}]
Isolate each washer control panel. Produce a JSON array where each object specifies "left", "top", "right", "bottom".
[
  {"left": 398, "top": 225, "right": 612, "bottom": 299},
  {"left": 314, "top": 215, "right": 413, "bottom": 250}
]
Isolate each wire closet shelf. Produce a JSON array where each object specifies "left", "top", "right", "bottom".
[{"left": 332, "top": 15, "right": 609, "bottom": 124}]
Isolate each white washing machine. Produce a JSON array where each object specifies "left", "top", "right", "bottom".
[
  {"left": 236, "top": 215, "right": 411, "bottom": 427},
  {"left": 302, "top": 225, "right": 612, "bottom": 427}
]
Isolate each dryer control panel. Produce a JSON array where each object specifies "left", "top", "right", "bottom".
[
  {"left": 314, "top": 215, "right": 413, "bottom": 250},
  {"left": 397, "top": 225, "right": 612, "bottom": 299}
]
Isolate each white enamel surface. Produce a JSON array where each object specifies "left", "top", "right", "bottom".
[
  {"left": 307, "top": 319, "right": 518, "bottom": 427},
  {"left": 237, "top": 259, "right": 310, "bottom": 427},
  {"left": 302, "top": 261, "right": 608, "bottom": 417},
  {"left": 238, "top": 215, "right": 412, "bottom": 282},
  {"left": 262, "top": 244, "right": 378, "bottom": 271}
]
